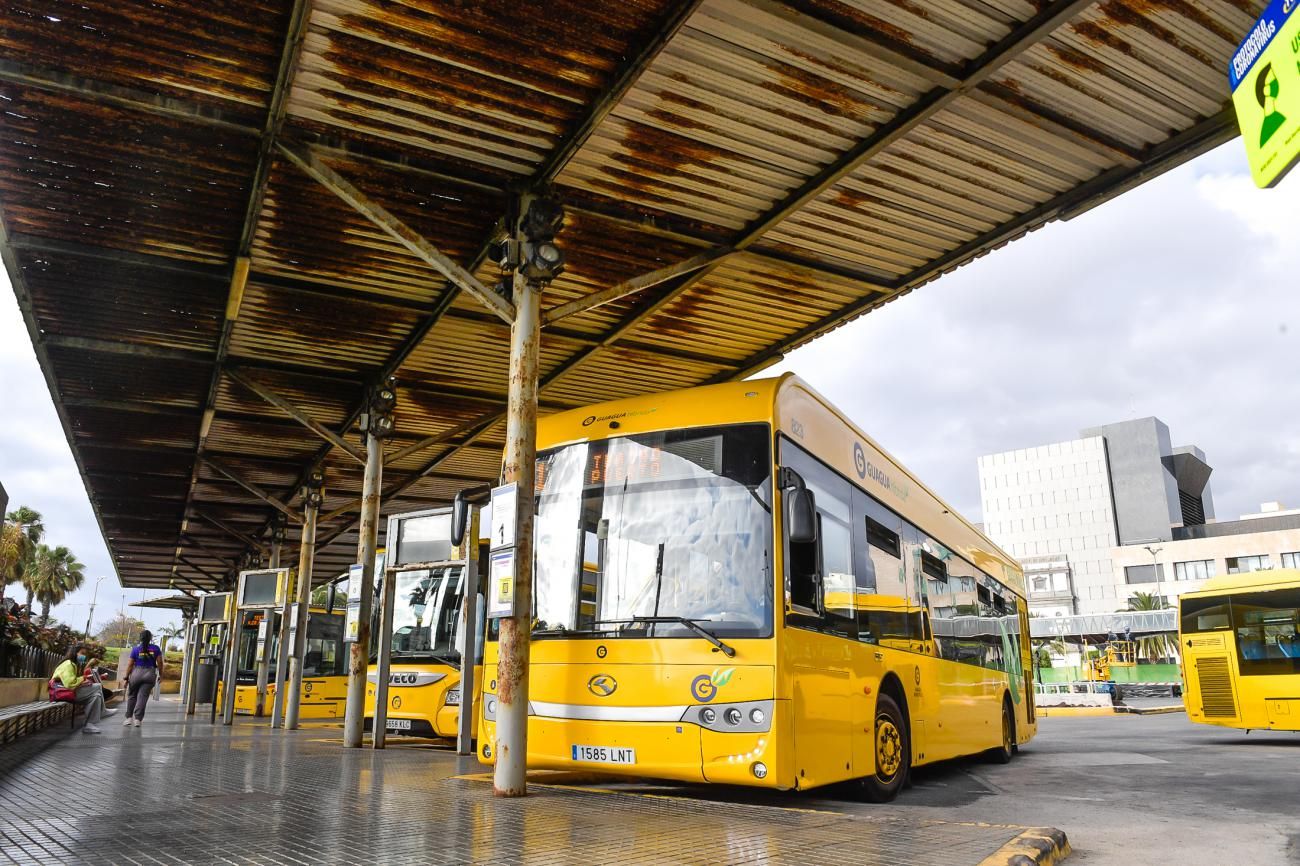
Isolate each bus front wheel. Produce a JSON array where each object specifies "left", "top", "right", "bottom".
[
  {"left": 986, "top": 697, "right": 1014, "bottom": 764},
  {"left": 858, "top": 694, "right": 909, "bottom": 803}
]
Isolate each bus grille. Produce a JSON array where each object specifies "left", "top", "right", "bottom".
[{"left": 1195, "top": 657, "right": 1237, "bottom": 718}]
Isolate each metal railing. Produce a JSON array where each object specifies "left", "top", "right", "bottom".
[
  {"left": 1, "top": 645, "right": 63, "bottom": 680},
  {"left": 1035, "top": 681, "right": 1114, "bottom": 695}
]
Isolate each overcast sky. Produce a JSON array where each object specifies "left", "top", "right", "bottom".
[{"left": 2, "top": 140, "right": 1298, "bottom": 634}]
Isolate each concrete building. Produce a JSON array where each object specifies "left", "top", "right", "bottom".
[
  {"left": 1113, "top": 505, "right": 1300, "bottom": 604},
  {"left": 977, "top": 417, "right": 1215, "bottom": 616}
]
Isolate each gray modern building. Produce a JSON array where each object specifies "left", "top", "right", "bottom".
[{"left": 977, "top": 418, "right": 1215, "bottom": 616}]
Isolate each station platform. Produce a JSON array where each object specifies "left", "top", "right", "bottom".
[{"left": 0, "top": 698, "right": 1068, "bottom": 865}]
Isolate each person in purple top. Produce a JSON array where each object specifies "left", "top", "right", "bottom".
[{"left": 122, "top": 630, "right": 164, "bottom": 727}]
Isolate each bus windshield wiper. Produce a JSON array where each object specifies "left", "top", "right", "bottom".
[
  {"left": 388, "top": 650, "right": 460, "bottom": 670},
  {"left": 596, "top": 616, "right": 737, "bottom": 658}
]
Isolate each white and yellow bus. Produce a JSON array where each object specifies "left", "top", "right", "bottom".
[
  {"left": 479, "top": 375, "right": 1034, "bottom": 800},
  {"left": 1180, "top": 569, "right": 1300, "bottom": 732}
]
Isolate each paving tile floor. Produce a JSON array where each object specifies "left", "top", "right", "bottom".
[{"left": 0, "top": 698, "right": 1032, "bottom": 865}]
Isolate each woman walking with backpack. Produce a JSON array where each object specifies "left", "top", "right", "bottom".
[{"left": 123, "top": 630, "right": 164, "bottom": 727}]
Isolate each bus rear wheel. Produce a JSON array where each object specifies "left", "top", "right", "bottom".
[
  {"left": 986, "top": 697, "right": 1014, "bottom": 764},
  {"left": 858, "top": 694, "right": 909, "bottom": 803}
]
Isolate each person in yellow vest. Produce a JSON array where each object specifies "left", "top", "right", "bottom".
[{"left": 51, "top": 644, "right": 115, "bottom": 734}]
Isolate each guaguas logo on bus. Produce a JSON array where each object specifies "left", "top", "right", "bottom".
[
  {"left": 587, "top": 674, "right": 617, "bottom": 697},
  {"left": 690, "top": 668, "right": 735, "bottom": 703}
]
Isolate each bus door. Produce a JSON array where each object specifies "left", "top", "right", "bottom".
[{"left": 782, "top": 445, "right": 855, "bottom": 788}]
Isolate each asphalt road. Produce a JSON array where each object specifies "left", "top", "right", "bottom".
[
  {"left": 588, "top": 711, "right": 1298, "bottom": 864},
  {"left": 783, "top": 712, "right": 1298, "bottom": 865}
]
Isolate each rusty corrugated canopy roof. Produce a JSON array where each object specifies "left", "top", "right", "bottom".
[{"left": 0, "top": 0, "right": 1259, "bottom": 591}]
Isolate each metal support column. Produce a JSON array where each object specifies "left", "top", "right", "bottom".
[
  {"left": 255, "top": 526, "right": 284, "bottom": 717},
  {"left": 371, "top": 560, "right": 396, "bottom": 749},
  {"left": 178, "top": 615, "right": 195, "bottom": 708},
  {"left": 185, "top": 621, "right": 203, "bottom": 715},
  {"left": 343, "top": 385, "right": 394, "bottom": 748},
  {"left": 457, "top": 505, "right": 482, "bottom": 755},
  {"left": 493, "top": 266, "right": 542, "bottom": 797},
  {"left": 221, "top": 616, "right": 239, "bottom": 725},
  {"left": 285, "top": 472, "right": 323, "bottom": 730}
]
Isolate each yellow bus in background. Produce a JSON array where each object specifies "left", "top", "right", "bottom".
[
  {"left": 228, "top": 594, "right": 348, "bottom": 719},
  {"left": 364, "top": 560, "right": 483, "bottom": 739},
  {"left": 1180, "top": 569, "right": 1300, "bottom": 732},
  {"left": 479, "top": 375, "right": 1034, "bottom": 800}
]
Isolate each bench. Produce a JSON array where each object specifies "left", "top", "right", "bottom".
[{"left": 0, "top": 700, "right": 72, "bottom": 746}]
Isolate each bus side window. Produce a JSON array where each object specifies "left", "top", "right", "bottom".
[{"left": 780, "top": 439, "right": 855, "bottom": 638}]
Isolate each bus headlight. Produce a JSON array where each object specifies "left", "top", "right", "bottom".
[
  {"left": 700, "top": 707, "right": 716, "bottom": 724},
  {"left": 724, "top": 707, "right": 742, "bottom": 726},
  {"left": 750, "top": 708, "right": 765, "bottom": 725},
  {"left": 751, "top": 762, "right": 768, "bottom": 779}
]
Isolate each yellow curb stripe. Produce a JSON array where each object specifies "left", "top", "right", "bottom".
[{"left": 978, "top": 827, "right": 1071, "bottom": 866}]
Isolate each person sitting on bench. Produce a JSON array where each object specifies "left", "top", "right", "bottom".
[{"left": 50, "top": 644, "right": 115, "bottom": 734}]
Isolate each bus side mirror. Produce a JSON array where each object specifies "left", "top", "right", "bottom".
[
  {"left": 786, "top": 488, "right": 818, "bottom": 545},
  {"left": 451, "top": 484, "right": 493, "bottom": 546},
  {"left": 451, "top": 492, "right": 469, "bottom": 547}
]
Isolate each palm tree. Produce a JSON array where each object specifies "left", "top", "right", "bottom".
[
  {"left": 1, "top": 507, "right": 44, "bottom": 606},
  {"left": 159, "top": 622, "right": 185, "bottom": 655},
  {"left": 1126, "top": 591, "right": 1174, "bottom": 662},
  {"left": 26, "top": 545, "right": 86, "bottom": 626}
]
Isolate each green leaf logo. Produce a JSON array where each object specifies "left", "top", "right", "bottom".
[{"left": 710, "top": 667, "right": 735, "bottom": 688}]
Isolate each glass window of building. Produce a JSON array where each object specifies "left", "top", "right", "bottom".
[
  {"left": 1227, "top": 555, "right": 1272, "bottom": 574},
  {"left": 1173, "top": 560, "right": 1216, "bottom": 581},
  {"left": 1124, "top": 563, "right": 1165, "bottom": 584},
  {"left": 1281, "top": 552, "right": 1300, "bottom": 569}
]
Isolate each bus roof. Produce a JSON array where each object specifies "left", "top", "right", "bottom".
[{"left": 1180, "top": 569, "right": 1300, "bottom": 599}]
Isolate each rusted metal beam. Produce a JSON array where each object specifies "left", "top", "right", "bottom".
[
  {"left": 6, "top": 233, "right": 231, "bottom": 277},
  {"left": 277, "top": 141, "right": 515, "bottom": 324},
  {"left": 200, "top": 457, "right": 303, "bottom": 523},
  {"left": 709, "top": 104, "right": 1236, "bottom": 384},
  {"left": 225, "top": 368, "right": 367, "bottom": 464},
  {"left": 542, "top": 248, "right": 733, "bottom": 325},
  {"left": 385, "top": 408, "right": 504, "bottom": 466},
  {"left": 734, "top": 0, "right": 1100, "bottom": 248},
  {"left": 0, "top": 60, "right": 257, "bottom": 136},
  {"left": 193, "top": 509, "right": 265, "bottom": 551},
  {"left": 41, "top": 334, "right": 209, "bottom": 362},
  {"left": 541, "top": 0, "right": 1097, "bottom": 388},
  {"left": 238, "top": 0, "right": 314, "bottom": 256},
  {"left": 534, "top": 0, "right": 706, "bottom": 183},
  {"left": 178, "top": 555, "right": 225, "bottom": 586}
]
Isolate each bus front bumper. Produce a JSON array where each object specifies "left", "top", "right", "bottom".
[{"left": 479, "top": 712, "right": 784, "bottom": 788}]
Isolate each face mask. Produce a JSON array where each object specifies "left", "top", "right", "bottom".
[{"left": 76, "top": 654, "right": 87, "bottom": 664}]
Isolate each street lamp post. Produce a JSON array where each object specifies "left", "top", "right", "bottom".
[
  {"left": 83, "top": 576, "right": 106, "bottom": 640},
  {"left": 1143, "top": 545, "right": 1164, "bottom": 608}
]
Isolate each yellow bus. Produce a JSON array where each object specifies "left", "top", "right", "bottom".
[
  {"left": 227, "top": 596, "right": 348, "bottom": 718},
  {"left": 478, "top": 375, "right": 1034, "bottom": 799},
  {"left": 1180, "top": 569, "right": 1300, "bottom": 732},
  {"left": 364, "top": 559, "right": 484, "bottom": 739}
]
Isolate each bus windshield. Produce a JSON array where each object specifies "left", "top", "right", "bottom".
[
  {"left": 384, "top": 564, "right": 465, "bottom": 664},
  {"left": 533, "top": 423, "right": 772, "bottom": 639}
]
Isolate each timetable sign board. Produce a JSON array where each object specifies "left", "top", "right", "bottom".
[{"left": 1229, "top": 0, "right": 1300, "bottom": 188}]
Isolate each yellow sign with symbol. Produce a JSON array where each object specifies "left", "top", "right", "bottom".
[{"left": 1230, "top": 0, "right": 1300, "bottom": 188}]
